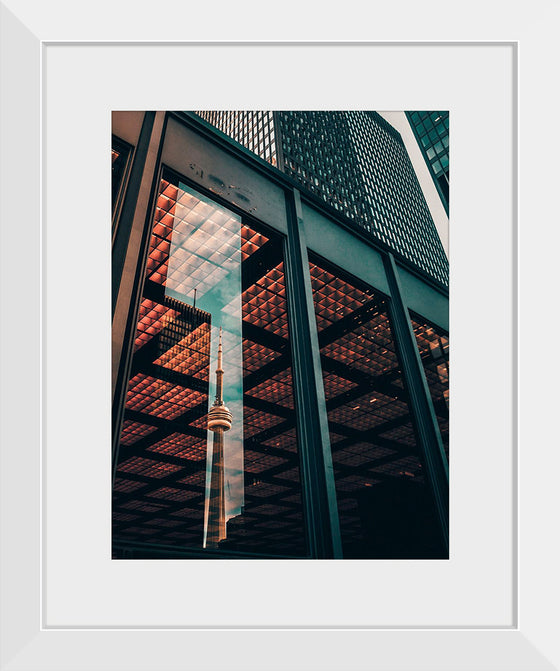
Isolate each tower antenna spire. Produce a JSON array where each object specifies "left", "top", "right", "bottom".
[{"left": 215, "top": 327, "right": 224, "bottom": 405}]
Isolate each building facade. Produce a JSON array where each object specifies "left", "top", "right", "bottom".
[
  {"left": 197, "top": 111, "right": 448, "bottom": 286},
  {"left": 405, "top": 111, "right": 450, "bottom": 214},
  {"left": 111, "top": 111, "right": 449, "bottom": 560}
]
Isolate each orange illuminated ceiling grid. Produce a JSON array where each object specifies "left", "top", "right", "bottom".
[
  {"left": 118, "top": 456, "right": 183, "bottom": 479},
  {"left": 153, "top": 323, "right": 211, "bottom": 379},
  {"left": 242, "top": 340, "right": 280, "bottom": 374},
  {"left": 261, "top": 428, "right": 297, "bottom": 452},
  {"left": 242, "top": 265, "right": 289, "bottom": 338},
  {"left": 134, "top": 299, "right": 179, "bottom": 351},
  {"left": 125, "top": 374, "right": 205, "bottom": 421},
  {"left": 310, "top": 262, "right": 372, "bottom": 329},
  {"left": 177, "top": 471, "right": 206, "bottom": 486},
  {"left": 328, "top": 391, "right": 409, "bottom": 432},
  {"left": 377, "top": 422, "right": 417, "bottom": 447},
  {"left": 113, "top": 478, "right": 146, "bottom": 493},
  {"left": 322, "top": 372, "right": 358, "bottom": 398},
  {"left": 243, "top": 407, "right": 285, "bottom": 438},
  {"left": 188, "top": 415, "right": 208, "bottom": 430},
  {"left": 119, "top": 420, "right": 158, "bottom": 446},
  {"left": 147, "top": 432, "right": 206, "bottom": 460},
  {"left": 333, "top": 449, "right": 380, "bottom": 467},
  {"left": 246, "top": 371, "right": 294, "bottom": 409},
  {"left": 257, "top": 263, "right": 287, "bottom": 297},
  {"left": 243, "top": 451, "right": 289, "bottom": 474},
  {"left": 322, "top": 324, "right": 396, "bottom": 377}
]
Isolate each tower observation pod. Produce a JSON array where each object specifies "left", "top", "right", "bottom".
[{"left": 206, "top": 328, "right": 232, "bottom": 548}]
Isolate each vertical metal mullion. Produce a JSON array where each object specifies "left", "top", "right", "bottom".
[
  {"left": 111, "top": 112, "right": 167, "bottom": 482},
  {"left": 284, "top": 187, "right": 342, "bottom": 559},
  {"left": 384, "top": 252, "right": 449, "bottom": 555}
]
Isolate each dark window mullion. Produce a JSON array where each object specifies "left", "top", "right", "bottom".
[
  {"left": 383, "top": 252, "right": 449, "bottom": 555},
  {"left": 283, "top": 187, "right": 342, "bottom": 559}
]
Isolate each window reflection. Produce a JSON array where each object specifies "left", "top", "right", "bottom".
[
  {"left": 410, "top": 315, "right": 449, "bottom": 460},
  {"left": 309, "top": 257, "right": 444, "bottom": 558},
  {"left": 113, "top": 174, "right": 305, "bottom": 557}
]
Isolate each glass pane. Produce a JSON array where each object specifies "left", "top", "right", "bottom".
[
  {"left": 309, "top": 257, "right": 444, "bottom": 559},
  {"left": 410, "top": 316, "right": 449, "bottom": 460},
  {"left": 113, "top": 175, "right": 306, "bottom": 557}
]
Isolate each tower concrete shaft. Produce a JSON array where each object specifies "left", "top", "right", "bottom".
[
  {"left": 206, "top": 328, "right": 232, "bottom": 548},
  {"left": 206, "top": 429, "right": 225, "bottom": 548}
]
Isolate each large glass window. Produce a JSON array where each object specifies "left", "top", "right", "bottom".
[
  {"left": 112, "top": 172, "right": 305, "bottom": 557},
  {"left": 309, "top": 256, "right": 444, "bottom": 559}
]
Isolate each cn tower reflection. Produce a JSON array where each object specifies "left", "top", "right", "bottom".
[{"left": 205, "top": 328, "right": 233, "bottom": 548}]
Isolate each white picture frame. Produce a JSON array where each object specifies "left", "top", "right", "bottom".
[{"left": 1, "top": 1, "right": 559, "bottom": 668}]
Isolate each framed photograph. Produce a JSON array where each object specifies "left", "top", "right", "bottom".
[{"left": 1, "top": 1, "right": 558, "bottom": 668}]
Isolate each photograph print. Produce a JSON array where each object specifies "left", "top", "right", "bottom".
[{"left": 111, "top": 110, "right": 449, "bottom": 560}]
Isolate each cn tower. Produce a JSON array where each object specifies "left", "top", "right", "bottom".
[{"left": 206, "top": 328, "right": 233, "bottom": 548}]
